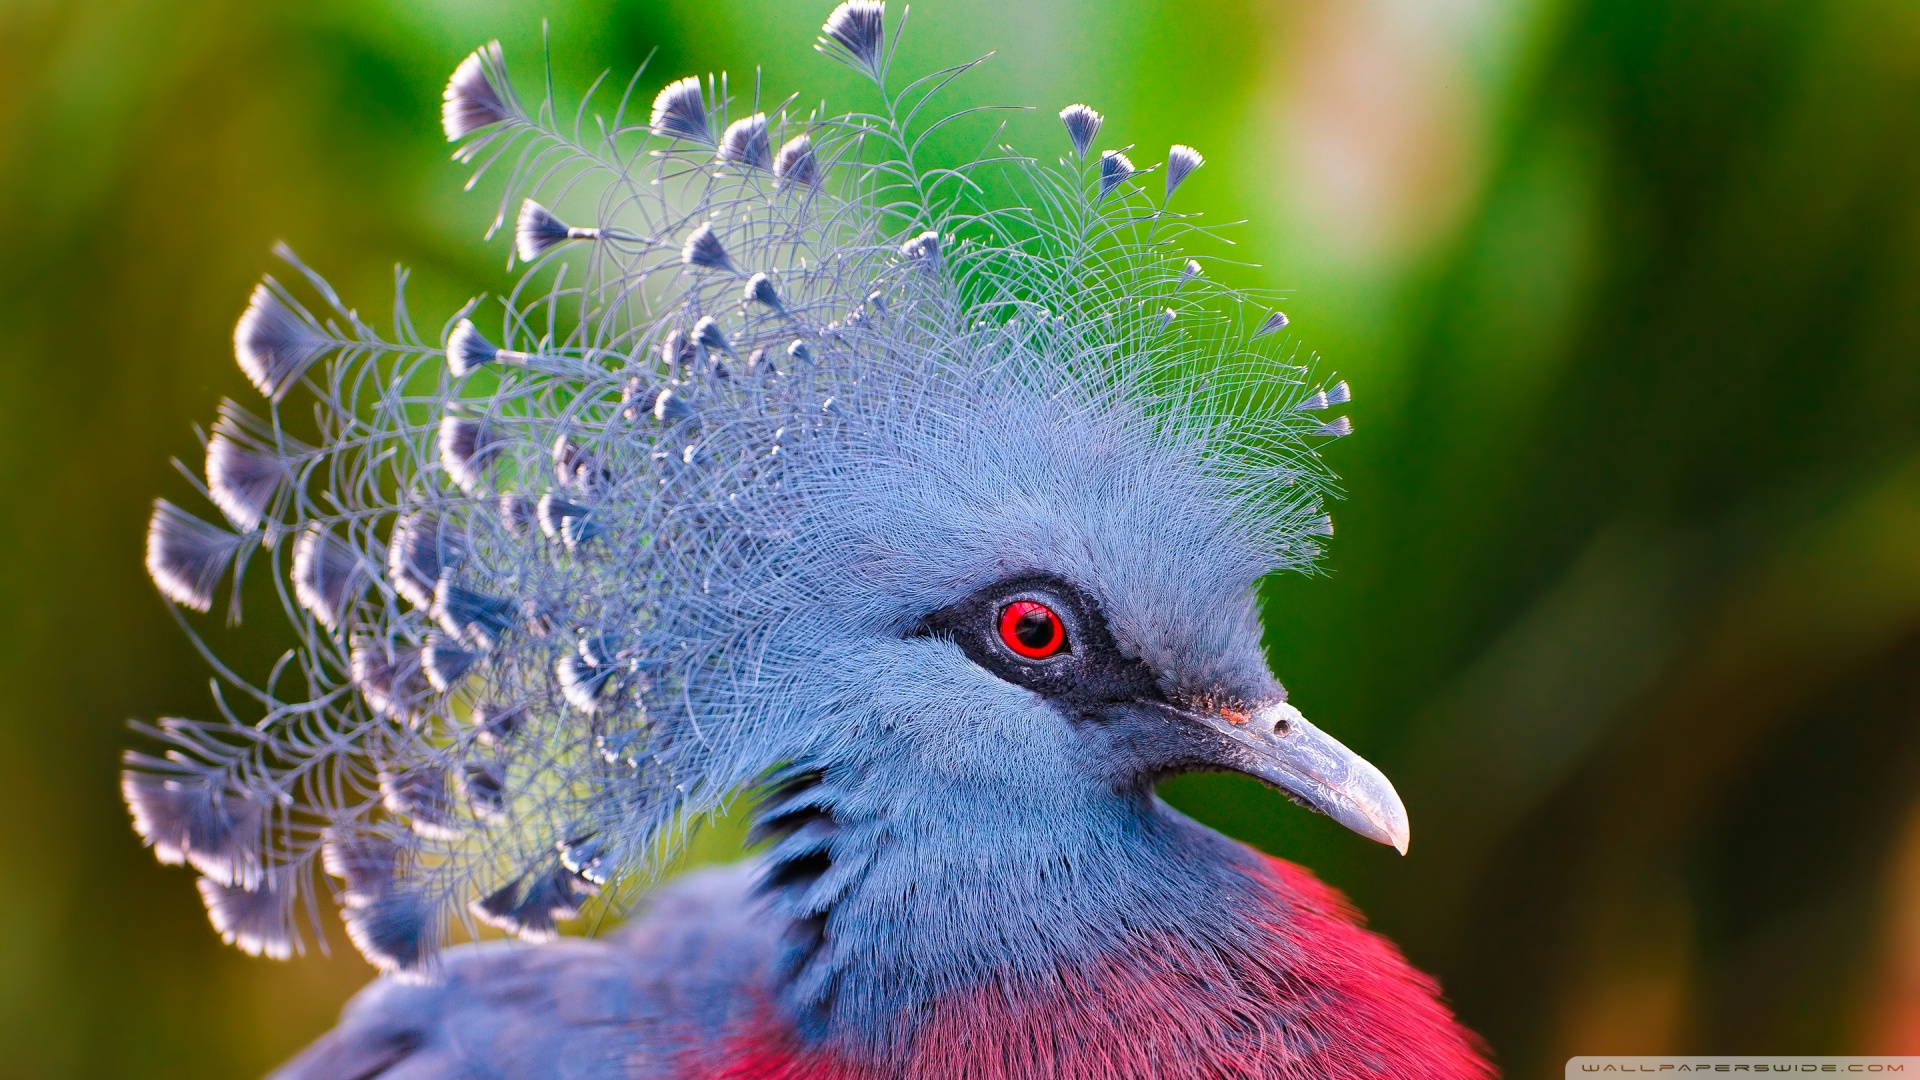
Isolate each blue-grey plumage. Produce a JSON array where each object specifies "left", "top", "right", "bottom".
[
  {"left": 652, "top": 387, "right": 694, "bottom": 424},
  {"left": 650, "top": 76, "right": 713, "bottom": 145},
  {"left": 746, "top": 272, "right": 784, "bottom": 312},
  {"left": 340, "top": 889, "right": 435, "bottom": 976},
  {"left": 347, "top": 638, "right": 430, "bottom": 726},
  {"left": 495, "top": 493, "right": 533, "bottom": 538},
  {"left": 818, "top": 0, "right": 888, "bottom": 79},
  {"left": 120, "top": 768, "right": 265, "bottom": 888},
  {"left": 682, "top": 222, "right": 737, "bottom": 273},
  {"left": 693, "top": 314, "right": 735, "bottom": 358},
  {"left": 515, "top": 199, "right": 599, "bottom": 261},
  {"left": 550, "top": 433, "right": 602, "bottom": 492},
  {"left": 720, "top": 113, "right": 774, "bottom": 171},
  {"left": 387, "top": 515, "right": 457, "bottom": 610},
  {"left": 445, "top": 319, "right": 504, "bottom": 376},
  {"left": 1315, "top": 415, "right": 1356, "bottom": 439},
  {"left": 460, "top": 761, "right": 508, "bottom": 822},
  {"left": 896, "top": 229, "right": 941, "bottom": 267},
  {"left": 198, "top": 869, "right": 300, "bottom": 960},
  {"left": 437, "top": 413, "right": 500, "bottom": 494},
  {"left": 144, "top": 499, "right": 243, "bottom": 613},
  {"left": 1097, "top": 149, "right": 1134, "bottom": 199},
  {"left": 1166, "top": 143, "right": 1205, "bottom": 196},
  {"left": 468, "top": 700, "right": 525, "bottom": 746},
  {"left": 232, "top": 280, "right": 332, "bottom": 400},
  {"left": 421, "top": 636, "right": 479, "bottom": 694},
  {"left": 271, "top": 867, "right": 775, "bottom": 1080},
  {"left": 556, "top": 651, "right": 616, "bottom": 714},
  {"left": 120, "top": 2, "right": 1433, "bottom": 1070},
  {"left": 659, "top": 327, "right": 695, "bottom": 371},
  {"left": 291, "top": 524, "right": 363, "bottom": 629},
  {"left": 442, "top": 41, "right": 520, "bottom": 142},
  {"left": 772, "top": 133, "right": 817, "bottom": 188},
  {"left": 432, "top": 575, "right": 513, "bottom": 649},
  {"left": 205, "top": 401, "right": 299, "bottom": 530},
  {"left": 1058, "top": 103, "right": 1102, "bottom": 160},
  {"left": 380, "top": 766, "right": 460, "bottom": 842},
  {"left": 534, "top": 493, "right": 600, "bottom": 549},
  {"left": 621, "top": 379, "right": 662, "bottom": 422},
  {"left": 321, "top": 829, "right": 402, "bottom": 909}
]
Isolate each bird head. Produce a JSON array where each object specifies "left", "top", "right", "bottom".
[
  {"left": 123, "top": 1, "right": 1391, "bottom": 977},
  {"left": 749, "top": 377, "right": 1406, "bottom": 858}
]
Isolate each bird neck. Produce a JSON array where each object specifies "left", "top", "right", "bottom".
[
  {"left": 756, "top": 770, "right": 1287, "bottom": 1054},
  {"left": 736, "top": 765, "right": 1493, "bottom": 1080}
]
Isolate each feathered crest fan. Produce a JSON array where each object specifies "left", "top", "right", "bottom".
[{"left": 125, "top": 0, "right": 1350, "bottom": 974}]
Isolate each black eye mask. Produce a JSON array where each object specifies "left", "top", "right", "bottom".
[{"left": 910, "top": 575, "right": 1162, "bottom": 712}]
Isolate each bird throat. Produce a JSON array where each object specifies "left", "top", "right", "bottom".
[{"left": 751, "top": 770, "right": 1293, "bottom": 1061}]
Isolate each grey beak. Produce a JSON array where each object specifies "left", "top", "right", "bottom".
[{"left": 1203, "top": 701, "right": 1411, "bottom": 854}]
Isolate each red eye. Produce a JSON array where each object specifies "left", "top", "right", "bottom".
[{"left": 998, "top": 600, "right": 1067, "bottom": 659}]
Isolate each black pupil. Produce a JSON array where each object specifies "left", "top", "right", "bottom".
[{"left": 1014, "top": 608, "right": 1056, "bottom": 649}]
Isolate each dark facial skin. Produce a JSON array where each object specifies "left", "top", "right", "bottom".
[
  {"left": 911, "top": 575, "right": 1164, "bottom": 712},
  {"left": 910, "top": 575, "right": 1244, "bottom": 790}
]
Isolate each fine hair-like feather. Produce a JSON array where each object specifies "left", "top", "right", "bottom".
[
  {"left": 1058, "top": 104, "right": 1102, "bottom": 161},
  {"left": 123, "top": 4, "right": 1354, "bottom": 975},
  {"left": 719, "top": 113, "right": 773, "bottom": 171},
  {"left": 1165, "top": 143, "right": 1205, "bottom": 196},
  {"left": 442, "top": 41, "right": 522, "bottom": 142}
]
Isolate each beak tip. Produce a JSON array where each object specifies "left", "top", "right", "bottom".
[
  {"left": 1384, "top": 801, "right": 1411, "bottom": 855},
  {"left": 1344, "top": 774, "right": 1410, "bottom": 856},
  {"left": 1364, "top": 811, "right": 1410, "bottom": 855},
  {"left": 1382, "top": 801, "right": 1411, "bottom": 856},
  {"left": 1325, "top": 798, "right": 1410, "bottom": 855}
]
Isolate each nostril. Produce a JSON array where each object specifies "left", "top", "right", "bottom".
[{"left": 1258, "top": 702, "right": 1301, "bottom": 735}]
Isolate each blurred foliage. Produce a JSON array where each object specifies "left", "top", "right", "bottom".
[{"left": 0, "top": 0, "right": 1917, "bottom": 1077}]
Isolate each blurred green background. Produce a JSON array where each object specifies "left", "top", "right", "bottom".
[{"left": 2, "top": 0, "right": 1919, "bottom": 1076}]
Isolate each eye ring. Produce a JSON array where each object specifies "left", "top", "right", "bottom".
[{"left": 998, "top": 600, "right": 1067, "bottom": 659}]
